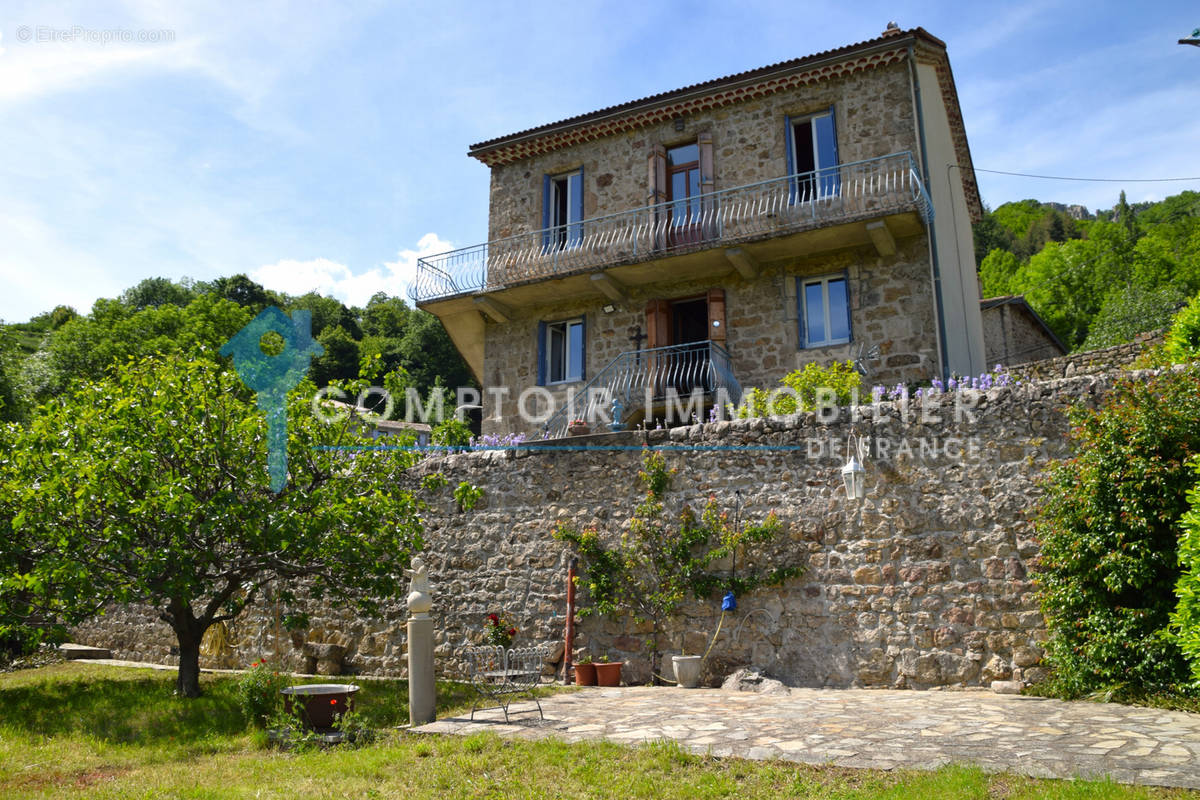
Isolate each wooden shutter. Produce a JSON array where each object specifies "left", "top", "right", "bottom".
[
  {"left": 698, "top": 132, "right": 714, "bottom": 195},
  {"left": 536, "top": 321, "right": 547, "bottom": 386},
  {"left": 706, "top": 288, "right": 726, "bottom": 346},
  {"left": 645, "top": 299, "right": 671, "bottom": 349},
  {"left": 647, "top": 144, "right": 667, "bottom": 205}
]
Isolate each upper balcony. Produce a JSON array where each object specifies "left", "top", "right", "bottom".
[{"left": 412, "top": 151, "right": 932, "bottom": 310}]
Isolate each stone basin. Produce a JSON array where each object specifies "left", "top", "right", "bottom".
[{"left": 281, "top": 683, "right": 359, "bottom": 729}]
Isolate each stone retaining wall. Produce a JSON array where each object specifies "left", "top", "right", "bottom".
[
  {"left": 75, "top": 373, "right": 1126, "bottom": 689},
  {"left": 1007, "top": 330, "right": 1162, "bottom": 381}
]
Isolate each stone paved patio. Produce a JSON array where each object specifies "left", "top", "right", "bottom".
[{"left": 415, "top": 686, "right": 1200, "bottom": 789}]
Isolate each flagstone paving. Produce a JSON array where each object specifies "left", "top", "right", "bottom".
[{"left": 414, "top": 686, "right": 1200, "bottom": 789}]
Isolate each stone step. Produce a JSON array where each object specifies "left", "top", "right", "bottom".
[{"left": 59, "top": 643, "right": 113, "bottom": 660}]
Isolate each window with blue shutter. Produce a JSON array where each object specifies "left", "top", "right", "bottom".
[
  {"left": 543, "top": 169, "right": 584, "bottom": 252},
  {"left": 539, "top": 317, "right": 586, "bottom": 383},
  {"left": 797, "top": 273, "right": 851, "bottom": 349},
  {"left": 787, "top": 107, "right": 840, "bottom": 203}
]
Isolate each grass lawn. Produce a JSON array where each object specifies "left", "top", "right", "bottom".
[{"left": 0, "top": 663, "right": 1196, "bottom": 799}]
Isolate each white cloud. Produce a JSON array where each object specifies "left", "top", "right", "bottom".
[{"left": 250, "top": 233, "right": 453, "bottom": 307}]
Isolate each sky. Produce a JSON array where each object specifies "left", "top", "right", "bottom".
[{"left": 1, "top": 1, "right": 1198, "bottom": 323}]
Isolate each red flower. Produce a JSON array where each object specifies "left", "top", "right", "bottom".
[
  {"left": 487, "top": 614, "right": 499, "bottom": 623},
  {"left": 330, "top": 698, "right": 338, "bottom": 705},
  {"left": 508, "top": 628, "right": 517, "bottom": 636}
]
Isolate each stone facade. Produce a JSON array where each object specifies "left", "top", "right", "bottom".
[
  {"left": 485, "top": 63, "right": 918, "bottom": 241},
  {"left": 980, "top": 297, "right": 1066, "bottom": 368},
  {"left": 482, "top": 235, "right": 939, "bottom": 436},
  {"left": 76, "top": 372, "right": 1131, "bottom": 690}
]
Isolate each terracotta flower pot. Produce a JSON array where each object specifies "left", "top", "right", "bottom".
[
  {"left": 568, "top": 424, "right": 590, "bottom": 436},
  {"left": 594, "top": 662, "right": 623, "bottom": 687},
  {"left": 574, "top": 662, "right": 597, "bottom": 685}
]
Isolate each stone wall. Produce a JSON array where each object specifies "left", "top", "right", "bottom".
[
  {"left": 981, "top": 301, "right": 1065, "bottom": 368},
  {"left": 1008, "top": 330, "right": 1163, "bottom": 381},
  {"left": 75, "top": 372, "right": 1126, "bottom": 690},
  {"left": 481, "top": 234, "right": 939, "bottom": 436}
]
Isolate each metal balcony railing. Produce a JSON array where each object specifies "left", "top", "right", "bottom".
[
  {"left": 411, "top": 152, "right": 932, "bottom": 304},
  {"left": 540, "top": 340, "right": 741, "bottom": 439}
]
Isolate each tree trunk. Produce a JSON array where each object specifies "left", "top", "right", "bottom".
[{"left": 168, "top": 599, "right": 208, "bottom": 698}]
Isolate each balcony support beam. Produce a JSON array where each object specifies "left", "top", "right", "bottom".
[
  {"left": 473, "top": 295, "right": 512, "bottom": 323},
  {"left": 590, "top": 271, "right": 630, "bottom": 304},
  {"left": 724, "top": 247, "right": 760, "bottom": 280},
  {"left": 866, "top": 220, "right": 897, "bottom": 257}
]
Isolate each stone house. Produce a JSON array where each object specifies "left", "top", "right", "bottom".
[
  {"left": 412, "top": 25, "right": 987, "bottom": 436},
  {"left": 980, "top": 295, "right": 1067, "bottom": 367}
]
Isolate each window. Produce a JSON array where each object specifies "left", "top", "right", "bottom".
[
  {"left": 786, "top": 107, "right": 840, "bottom": 202},
  {"left": 798, "top": 274, "right": 850, "bottom": 348},
  {"left": 538, "top": 318, "right": 585, "bottom": 384},
  {"left": 542, "top": 169, "right": 583, "bottom": 251}
]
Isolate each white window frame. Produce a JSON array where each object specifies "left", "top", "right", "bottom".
[
  {"left": 549, "top": 169, "right": 583, "bottom": 250},
  {"left": 545, "top": 317, "right": 585, "bottom": 384},
  {"left": 798, "top": 274, "right": 851, "bottom": 349}
]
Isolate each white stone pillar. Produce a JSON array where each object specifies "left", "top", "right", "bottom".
[{"left": 405, "top": 557, "right": 436, "bottom": 726}]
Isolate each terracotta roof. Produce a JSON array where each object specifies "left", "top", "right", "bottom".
[{"left": 466, "top": 26, "right": 981, "bottom": 221}]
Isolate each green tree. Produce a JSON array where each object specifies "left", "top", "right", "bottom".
[
  {"left": 310, "top": 325, "right": 361, "bottom": 386},
  {"left": 0, "top": 325, "right": 23, "bottom": 423},
  {"left": 977, "top": 249, "right": 1021, "bottom": 297},
  {"left": 1034, "top": 367, "right": 1200, "bottom": 697},
  {"left": 1081, "top": 285, "right": 1186, "bottom": 351},
  {"left": 288, "top": 293, "right": 361, "bottom": 340},
  {"left": 3, "top": 353, "right": 423, "bottom": 697},
  {"left": 120, "top": 277, "right": 195, "bottom": 311}
]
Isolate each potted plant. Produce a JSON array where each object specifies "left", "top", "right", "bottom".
[
  {"left": 567, "top": 418, "right": 590, "bottom": 436},
  {"left": 593, "top": 654, "right": 623, "bottom": 686},
  {"left": 573, "top": 653, "right": 597, "bottom": 686}
]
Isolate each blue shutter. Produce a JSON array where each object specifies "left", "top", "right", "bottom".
[
  {"left": 579, "top": 315, "right": 587, "bottom": 381},
  {"left": 571, "top": 168, "right": 584, "bottom": 246},
  {"left": 815, "top": 106, "right": 840, "bottom": 196},
  {"left": 784, "top": 115, "right": 796, "bottom": 204},
  {"left": 536, "top": 321, "right": 547, "bottom": 386},
  {"left": 541, "top": 175, "right": 552, "bottom": 251},
  {"left": 795, "top": 276, "right": 805, "bottom": 348}
]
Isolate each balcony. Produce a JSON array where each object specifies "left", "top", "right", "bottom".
[
  {"left": 540, "top": 340, "right": 741, "bottom": 439},
  {"left": 411, "top": 152, "right": 932, "bottom": 307}
]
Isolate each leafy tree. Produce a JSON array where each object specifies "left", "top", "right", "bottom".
[
  {"left": 1166, "top": 292, "right": 1200, "bottom": 363},
  {"left": 288, "top": 293, "right": 361, "bottom": 340},
  {"left": 1034, "top": 367, "right": 1200, "bottom": 697},
  {"left": 3, "top": 353, "right": 423, "bottom": 696},
  {"left": 1081, "top": 285, "right": 1186, "bottom": 351},
  {"left": 0, "top": 325, "right": 23, "bottom": 423},
  {"left": 396, "top": 310, "right": 474, "bottom": 392},
  {"left": 310, "top": 325, "right": 361, "bottom": 386},
  {"left": 120, "top": 277, "right": 195, "bottom": 311},
  {"left": 197, "top": 274, "right": 277, "bottom": 311},
  {"left": 978, "top": 249, "right": 1021, "bottom": 297},
  {"left": 360, "top": 292, "right": 412, "bottom": 339},
  {"left": 555, "top": 451, "right": 802, "bottom": 681}
]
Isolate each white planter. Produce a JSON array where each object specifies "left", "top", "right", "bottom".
[{"left": 672, "top": 655, "right": 703, "bottom": 688}]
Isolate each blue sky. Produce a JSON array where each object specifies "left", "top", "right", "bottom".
[{"left": 1, "top": 1, "right": 1198, "bottom": 323}]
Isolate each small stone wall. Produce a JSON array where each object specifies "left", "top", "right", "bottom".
[
  {"left": 76, "top": 373, "right": 1130, "bottom": 689},
  {"left": 1007, "top": 330, "right": 1163, "bottom": 381}
]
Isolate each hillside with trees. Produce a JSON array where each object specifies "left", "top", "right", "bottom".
[
  {"left": 975, "top": 190, "right": 1200, "bottom": 351},
  {"left": 0, "top": 276, "right": 472, "bottom": 424}
]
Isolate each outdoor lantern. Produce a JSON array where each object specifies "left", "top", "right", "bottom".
[{"left": 841, "top": 454, "right": 865, "bottom": 500}]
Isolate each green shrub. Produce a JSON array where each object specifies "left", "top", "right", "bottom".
[
  {"left": 739, "top": 360, "right": 861, "bottom": 417},
  {"left": 1166, "top": 292, "right": 1200, "bottom": 363},
  {"left": 1171, "top": 469, "right": 1200, "bottom": 685},
  {"left": 1034, "top": 367, "right": 1200, "bottom": 697},
  {"left": 236, "top": 661, "right": 290, "bottom": 728},
  {"left": 431, "top": 418, "right": 472, "bottom": 448}
]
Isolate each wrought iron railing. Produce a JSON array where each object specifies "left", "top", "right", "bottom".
[
  {"left": 540, "top": 340, "right": 741, "bottom": 439},
  {"left": 411, "top": 152, "right": 932, "bottom": 303}
]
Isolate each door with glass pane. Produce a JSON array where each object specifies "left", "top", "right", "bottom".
[
  {"left": 790, "top": 111, "right": 840, "bottom": 203},
  {"left": 666, "top": 143, "right": 703, "bottom": 247}
]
